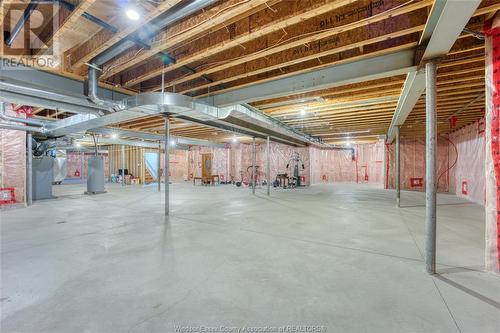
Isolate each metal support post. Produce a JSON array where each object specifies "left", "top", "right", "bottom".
[
  {"left": 26, "top": 132, "right": 32, "bottom": 206},
  {"left": 395, "top": 126, "right": 401, "bottom": 207},
  {"left": 164, "top": 117, "right": 170, "bottom": 216},
  {"left": 252, "top": 137, "right": 256, "bottom": 195},
  {"left": 157, "top": 141, "right": 161, "bottom": 192},
  {"left": 266, "top": 136, "right": 270, "bottom": 196},
  {"left": 121, "top": 145, "right": 125, "bottom": 186},
  {"left": 425, "top": 60, "right": 438, "bottom": 274}
]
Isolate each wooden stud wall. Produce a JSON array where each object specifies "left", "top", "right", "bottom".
[{"left": 106, "top": 145, "right": 158, "bottom": 184}]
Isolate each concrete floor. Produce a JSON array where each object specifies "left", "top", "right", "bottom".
[{"left": 1, "top": 183, "right": 499, "bottom": 332}]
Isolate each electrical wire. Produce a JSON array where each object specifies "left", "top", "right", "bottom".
[
  {"left": 102, "top": 0, "right": 254, "bottom": 79},
  {"left": 161, "top": 0, "right": 420, "bottom": 88},
  {"left": 112, "top": 0, "right": 421, "bottom": 90},
  {"left": 436, "top": 135, "right": 458, "bottom": 188}
]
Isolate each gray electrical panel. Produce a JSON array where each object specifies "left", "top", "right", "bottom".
[
  {"left": 86, "top": 156, "right": 105, "bottom": 194},
  {"left": 32, "top": 157, "right": 54, "bottom": 200}
]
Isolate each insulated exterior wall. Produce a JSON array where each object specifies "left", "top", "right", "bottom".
[
  {"left": 309, "top": 141, "right": 384, "bottom": 185},
  {"left": 187, "top": 146, "right": 230, "bottom": 182},
  {"left": 310, "top": 148, "right": 356, "bottom": 184},
  {"left": 485, "top": 16, "right": 500, "bottom": 274},
  {"left": 386, "top": 137, "right": 449, "bottom": 192},
  {"left": 66, "top": 152, "right": 110, "bottom": 180},
  {"left": 230, "top": 142, "right": 310, "bottom": 185},
  {"left": 449, "top": 120, "right": 485, "bottom": 205},
  {"left": 0, "top": 105, "right": 26, "bottom": 204},
  {"left": 66, "top": 152, "right": 85, "bottom": 179}
]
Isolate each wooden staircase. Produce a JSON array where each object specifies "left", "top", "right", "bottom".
[{"left": 144, "top": 168, "right": 156, "bottom": 184}]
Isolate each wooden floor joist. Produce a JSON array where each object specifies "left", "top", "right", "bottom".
[{"left": 1, "top": 0, "right": 494, "bottom": 142}]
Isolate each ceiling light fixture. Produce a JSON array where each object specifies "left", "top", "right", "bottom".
[
  {"left": 111, "top": 133, "right": 118, "bottom": 139},
  {"left": 232, "top": 136, "right": 238, "bottom": 143},
  {"left": 300, "top": 109, "right": 307, "bottom": 116},
  {"left": 126, "top": 8, "right": 140, "bottom": 21}
]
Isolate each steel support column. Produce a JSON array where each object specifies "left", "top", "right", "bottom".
[
  {"left": 395, "top": 126, "right": 401, "bottom": 207},
  {"left": 121, "top": 145, "right": 126, "bottom": 186},
  {"left": 266, "top": 136, "right": 270, "bottom": 196},
  {"left": 425, "top": 61, "right": 438, "bottom": 274},
  {"left": 157, "top": 141, "right": 161, "bottom": 192},
  {"left": 252, "top": 137, "right": 256, "bottom": 195},
  {"left": 26, "top": 132, "right": 32, "bottom": 206},
  {"left": 164, "top": 118, "right": 170, "bottom": 216}
]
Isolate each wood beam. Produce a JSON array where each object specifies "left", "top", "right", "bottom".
[
  {"left": 100, "top": 0, "right": 272, "bottom": 79},
  {"left": 68, "top": 0, "right": 183, "bottom": 69},
  {"left": 179, "top": 25, "right": 425, "bottom": 95},
  {"left": 142, "top": 0, "right": 432, "bottom": 91}
]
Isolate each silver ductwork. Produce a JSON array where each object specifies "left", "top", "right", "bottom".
[
  {"left": 85, "top": 64, "right": 124, "bottom": 111},
  {"left": 0, "top": 78, "right": 107, "bottom": 116},
  {"left": 0, "top": 123, "right": 46, "bottom": 133},
  {"left": 86, "top": 65, "right": 105, "bottom": 106},
  {"left": 1, "top": 78, "right": 322, "bottom": 146},
  {"left": 120, "top": 92, "right": 320, "bottom": 146},
  {"left": 89, "top": 128, "right": 225, "bottom": 148},
  {"left": 0, "top": 102, "right": 45, "bottom": 127}
]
